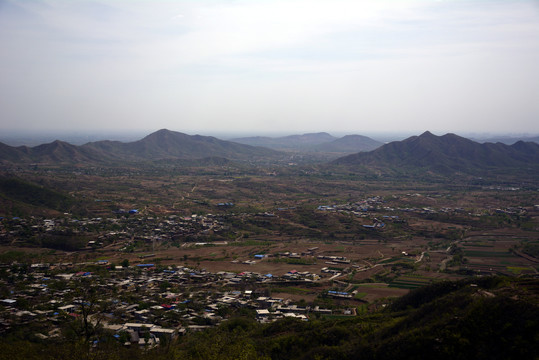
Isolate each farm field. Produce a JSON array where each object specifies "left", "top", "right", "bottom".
[{"left": 1, "top": 164, "right": 538, "bottom": 307}]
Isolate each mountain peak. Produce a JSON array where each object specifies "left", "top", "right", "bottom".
[
  {"left": 419, "top": 131, "right": 435, "bottom": 138},
  {"left": 144, "top": 129, "right": 176, "bottom": 138},
  {"left": 154, "top": 128, "right": 173, "bottom": 135}
]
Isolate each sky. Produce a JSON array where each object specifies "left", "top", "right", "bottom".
[{"left": 1, "top": 0, "right": 539, "bottom": 138}]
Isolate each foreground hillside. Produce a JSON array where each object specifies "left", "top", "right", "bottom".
[{"left": 1, "top": 276, "right": 537, "bottom": 360}]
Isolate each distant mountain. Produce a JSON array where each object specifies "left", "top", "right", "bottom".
[
  {"left": 26, "top": 140, "right": 107, "bottom": 163},
  {"left": 83, "top": 129, "right": 280, "bottom": 161},
  {"left": 0, "top": 129, "right": 282, "bottom": 165},
  {"left": 231, "top": 132, "right": 382, "bottom": 153},
  {"left": 314, "top": 134, "right": 382, "bottom": 153},
  {"left": 231, "top": 132, "right": 337, "bottom": 150},
  {"left": 475, "top": 135, "right": 539, "bottom": 145},
  {"left": 0, "top": 142, "right": 31, "bottom": 163},
  {"left": 333, "top": 131, "right": 539, "bottom": 174},
  {"left": 0, "top": 140, "right": 105, "bottom": 164}
]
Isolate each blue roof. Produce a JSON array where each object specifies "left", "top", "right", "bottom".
[{"left": 328, "top": 291, "right": 349, "bottom": 295}]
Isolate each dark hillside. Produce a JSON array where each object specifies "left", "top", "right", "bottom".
[
  {"left": 333, "top": 131, "right": 539, "bottom": 175},
  {"left": 0, "top": 142, "right": 30, "bottom": 163},
  {"left": 0, "top": 177, "right": 73, "bottom": 212}
]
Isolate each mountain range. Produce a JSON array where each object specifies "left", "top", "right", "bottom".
[
  {"left": 0, "top": 129, "right": 281, "bottom": 165},
  {"left": 475, "top": 135, "right": 539, "bottom": 145},
  {"left": 333, "top": 131, "right": 539, "bottom": 175},
  {"left": 2, "top": 130, "right": 539, "bottom": 175},
  {"left": 231, "top": 132, "right": 383, "bottom": 153}
]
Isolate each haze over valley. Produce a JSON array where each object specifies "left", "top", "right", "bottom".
[{"left": 1, "top": 0, "right": 539, "bottom": 358}]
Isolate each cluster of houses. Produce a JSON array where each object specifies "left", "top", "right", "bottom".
[
  {"left": 317, "top": 255, "right": 351, "bottom": 265},
  {"left": 315, "top": 195, "right": 534, "bottom": 222},
  {"left": 0, "top": 213, "right": 226, "bottom": 250},
  {"left": 0, "top": 258, "right": 359, "bottom": 347}
]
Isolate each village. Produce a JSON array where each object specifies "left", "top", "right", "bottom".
[
  {"left": 0, "top": 252, "right": 362, "bottom": 348},
  {"left": 1, "top": 190, "right": 538, "bottom": 349}
]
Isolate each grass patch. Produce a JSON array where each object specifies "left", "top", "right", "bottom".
[
  {"left": 463, "top": 250, "right": 513, "bottom": 258},
  {"left": 320, "top": 314, "right": 354, "bottom": 320},
  {"left": 379, "top": 256, "right": 409, "bottom": 264},
  {"left": 357, "top": 283, "right": 389, "bottom": 288},
  {"left": 270, "top": 287, "right": 311, "bottom": 295},
  {"left": 507, "top": 266, "right": 532, "bottom": 275},
  {"left": 354, "top": 292, "right": 367, "bottom": 299},
  {"left": 270, "top": 258, "right": 316, "bottom": 265},
  {"left": 357, "top": 304, "right": 368, "bottom": 314},
  {"left": 389, "top": 275, "right": 433, "bottom": 289},
  {"left": 230, "top": 240, "right": 273, "bottom": 247},
  {"left": 0, "top": 251, "right": 36, "bottom": 263}
]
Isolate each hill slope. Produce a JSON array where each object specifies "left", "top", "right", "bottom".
[
  {"left": 477, "top": 135, "right": 539, "bottom": 145},
  {"left": 83, "top": 129, "right": 280, "bottom": 161},
  {"left": 333, "top": 131, "right": 539, "bottom": 174},
  {"left": 231, "top": 132, "right": 337, "bottom": 150},
  {"left": 0, "top": 129, "right": 282, "bottom": 165},
  {"left": 314, "top": 134, "right": 383, "bottom": 153},
  {"left": 232, "top": 132, "right": 382, "bottom": 154},
  {"left": 172, "top": 277, "right": 539, "bottom": 360},
  {"left": 0, "top": 176, "right": 79, "bottom": 216}
]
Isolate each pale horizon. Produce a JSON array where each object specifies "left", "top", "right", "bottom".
[
  {"left": 1, "top": 127, "right": 538, "bottom": 147},
  {"left": 1, "top": 0, "right": 539, "bottom": 136}
]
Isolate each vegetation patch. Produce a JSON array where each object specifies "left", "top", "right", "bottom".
[
  {"left": 354, "top": 292, "right": 367, "bottom": 299},
  {"left": 389, "top": 275, "right": 433, "bottom": 289},
  {"left": 270, "top": 286, "right": 312, "bottom": 295},
  {"left": 464, "top": 250, "right": 514, "bottom": 258},
  {"left": 507, "top": 266, "right": 533, "bottom": 275}
]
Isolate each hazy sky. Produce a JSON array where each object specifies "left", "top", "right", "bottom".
[{"left": 1, "top": 0, "right": 539, "bottom": 137}]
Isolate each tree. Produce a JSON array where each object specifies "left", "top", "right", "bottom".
[{"left": 66, "top": 278, "right": 113, "bottom": 343}]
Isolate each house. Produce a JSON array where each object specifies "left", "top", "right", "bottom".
[
  {"left": 58, "top": 305, "right": 77, "bottom": 313},
  {"left": 256, "top": 309, "right": 270, "bottom": 320},
  {"left": 1, "top": 299, "right": 16, "bottom": 306}
]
